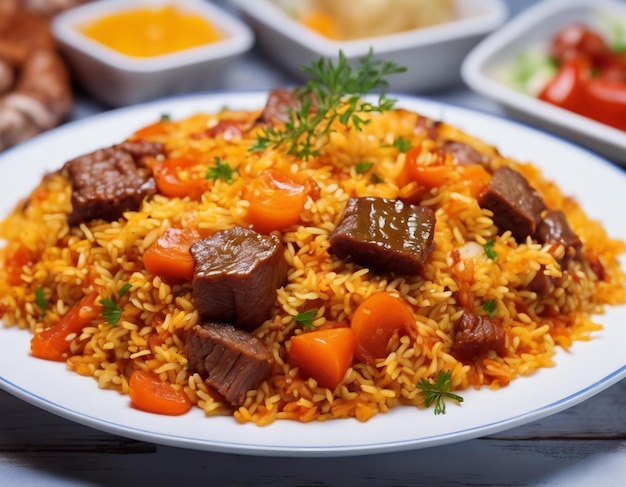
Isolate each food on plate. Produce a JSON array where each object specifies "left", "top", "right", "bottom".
[
  {"left": 0, "top": 0, "right": 73, "bottom": 151},
  {"left": 275, "top": 0, "right": 455, "bottom": 40},
  {"left": 503, "top": 20, "right": 626, "bottom": 131},
  {"left": 1, "top": 51, "right": 625, "bottom": 425},
  {"left": 78, "top": 4, "right": 224, "bottom": 58}
]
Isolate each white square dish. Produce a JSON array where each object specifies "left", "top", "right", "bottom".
[
  {"left": 232, "top": 0, "right": 508, "bottom": 93},
  {"left": 52, "top": 0, "right": 254, "bottom": 107},
  {"left": 461, "top": 0, "right": 626, "bottom": 166}
]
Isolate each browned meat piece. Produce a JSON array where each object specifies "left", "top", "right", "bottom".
[
  {"left": 329, "top": 197, "right": 436, "bottom": 275},
  {"left": 441, "top": 140, "right": 489, "bottom": 166},
  {"left": 534, "top": 209, "right": 582, "bottom": 267},
  {"left": 528, "top": 267, "right": 556, "bottom": 296},
  {"left": 452, "top": 312, "right": 506, "bottom": 360},
  {"left": 190, "top": 226, "right": 287, "bottom": 331},
  {"left": 414, "top": 114, "right": 439, "bottom": 139},
  {"left": 63, "top": 141, "right": 163, "bottom": 226},
  {"left": 185, "top": 323, "right": 274, "bottom": 408},
  {"left": 259, "top": 88, "right": 300, "bottom": 124},
  {"left": 478, "top": 166, "right": 546, "bottom": 242}
]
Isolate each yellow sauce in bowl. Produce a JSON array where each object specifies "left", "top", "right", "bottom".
[{"left": 79, "top": 5, "right": 223, "bottom": 57}]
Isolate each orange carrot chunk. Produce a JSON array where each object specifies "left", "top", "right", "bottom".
[
  {"left": 153, "top": 157, "right": 209, "bottom": 200},
  {"left": 288, "top": 327, "right": 356, "bottom": 390},
  {"left": 30, "top": 290, "right": 102, "bottom": 361},
  {"left": 350, "top": 292, "right": 415, "bottom": 365},
  {"left": 245, "top": 169, "right": 307, "bottom": 234},
  {"left": 128, "top": 370, "right": 192, "bottom": 416},
  {"left": 143, "top": 227, "right": 201, "bottom": 282}
]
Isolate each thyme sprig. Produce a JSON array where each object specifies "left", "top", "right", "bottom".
[{"left": 251, "top": 49, "right": 407, "bottom": 159}]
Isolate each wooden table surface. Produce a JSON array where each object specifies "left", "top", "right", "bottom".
[{"left": 1, "top": 1, "right": 625, "bottom": 485}]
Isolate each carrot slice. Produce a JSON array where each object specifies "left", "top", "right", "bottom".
[
  {"left": 245, "top": 169, "right": 307, "bottom": 234},
  {"left": 128, "top": 370, "right": 192, "bottom": 416},
  {"left": 30, "top": 291, "right": 102, "bottom": 361},
  {"left": 288, "top": 327, "right": 356, "bottom": 390},
  {"left": 351, "top": 292, "right": 415, "bottom": 365},
  {"left": 403, "top": 145, "right": 450, "bottom": 188},
  {"left": 143, "top": 227, "right": 201, "bottom": 281},
  {"left": 153, "top": 157, "right": 209, "bottom": 200}
]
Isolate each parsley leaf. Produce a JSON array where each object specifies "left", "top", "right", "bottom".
[
  {"left": 392, "top": 136, "right": 411, "bottom": 153},
  {"left": 294, "top": 309, "right": 317, "bottom": 328},
  {"left": 100, "top": 298, "right": 123, "bottom": 326},
  {"left": 251, "top": 49, "right": 406, "bottom": 159},
  {"left": 355, "top": 161, "right": 374, "bottom": 174},
  {"left": 118, "top": 283, "right": 132, "bottom": 296},
  {"left": 206, "top": 157, "right": 238, "bottom": 183},
  {"left": 484, "top": 239, "right": 497, "bottom": 260},
  {"left": 483, "top": 299, "right": 497, "bottom": 318},
  {"left": 416, "top": 370, "right": 464, "bottom": 415},
  {"left": 35, "top": 287, "right": 48, "bottom": 317}
]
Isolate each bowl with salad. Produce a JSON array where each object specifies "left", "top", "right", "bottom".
[{"left": 461, "top": 0, "right": 626, "bottom": 166}]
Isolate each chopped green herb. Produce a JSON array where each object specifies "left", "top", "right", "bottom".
[
  {"left": 294, "top": 309, "right": 317, "bottom": 328},
  {"left": 206, "top": 157, "right": 238, "bottom": 183},
  {"left": 250, "top": 49, "right": 406, "bottom": 159},
  {"left": 35, "top": 287, "right": 48, "bottom": 317},
  {"left": 392, "top": 136, "right": 412, "bottom": 153},
  {"left": 371, "top": 173, "right": 383, "bottom": 184},
  {"left": 160, "top": 113, "right": 171, "bottom": 121},
  {"left": 118, "top": 283, "right": 132, "bottom": 296},
  {"left": 355, "top": 161, "right": 374, "bottom": 174},
  {"left": 100, "top": 298, "right": 123, "bottom": 326},
  {"left": 483, "top": 239, "right": 497, "bottom": 260},
  {"left": 483, "top": 299, "right": 497, "bottom": 318},
  {"left": 416, "top": 370, "right": 464, "bottom": 415}
]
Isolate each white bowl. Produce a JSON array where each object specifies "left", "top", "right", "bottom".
[
  {"left": 232, "top": 0, "right": 508, "bottom": 93},
  {"left": 52, "top": 0, "right": 254, "bottom": 107},
  {"left": 461, "top": 0, "right": 626, "bottom": 166}
]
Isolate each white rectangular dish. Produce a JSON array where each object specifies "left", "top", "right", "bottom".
[
  {"left": 461, "top": 0, "right": 626, "bottom": 166},
  {"left": 232, "top": 0, "right": 508, "bottom": 93},
  {"left": 52, "top": 0, "right": 254, "bottom": 107}
]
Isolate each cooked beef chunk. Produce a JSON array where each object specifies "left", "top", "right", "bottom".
[
  {"left": 260, "top": 88, "right": 300, "bottom": 124},
  {"left": 478, "top": 166, "right": 546, "bottom": 242},
  {"left": 441, "top": 141, "right": 489, "bottom": 166},
  {"left": 190, "top": 226, "right": 287, "bottom": 331},
  {"left": 415, "top": 114, "right": 439, "bottom": 139},
  {"left": 452, "top": 312, "right": 506, "bottom": 360},
  {"left": 534, "top": 209, "right": 582, "bottom": 267},
  {"left": 185, "top": 323, "right": 274, "bottom": 408},
  {"left": 64, "top": 141, "right": 163, "bottom": 226},
  {"left": 328, "top": 197, "right": 436, "bottom": 275},
  {"left": 528, "top": 266, "right": 556, "bottom": 295}
]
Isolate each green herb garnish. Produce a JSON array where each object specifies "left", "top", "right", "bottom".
[
  {"left": 483, "top": 239, "right": 497, "bottom": 260},
  {"left": 483, "top": 299, "right": 497, "bottom": 318},
  {"left": 206, "top": 157, "right": 238, "bottom": 183},
  {"left": 100, "top": 298, "right": 123, "bottom": 326},
  {"left": 355, "top": 161, "right": 374, "bottom": 174},
  {"left": 35, "top": 287, "right": 48, "bottom": 317},
  {"left": 250, "top": 49, "right": 406, "bottom": 159},
  {"left": 118, "top": 283, "right": 132, "bottom": 296},
  {"left": 392, "top": 136, "right": 411, "bottom": 153},
  {"left": 294, "top": 309, "right": 317, "bottom": 328},
  {"left": 160, "top": 113, "right": 171, "bottom": 122},
  {"left": 416, "top": 370, "right": 464, "bottom": 415}
]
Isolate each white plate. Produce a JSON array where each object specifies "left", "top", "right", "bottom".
[
  {"left": 0, "top": 92, "right": 625, "bottom": 457},
  {"left": 461, "top": 0, "right": 626, "bottom": 166},
  {"left": 233, "top": 0, "right": 507, "bottom": 92}
]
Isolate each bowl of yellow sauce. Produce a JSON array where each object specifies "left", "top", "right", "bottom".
[{"left": 53, "top": 0, "right": 254, "bottom": 107}]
